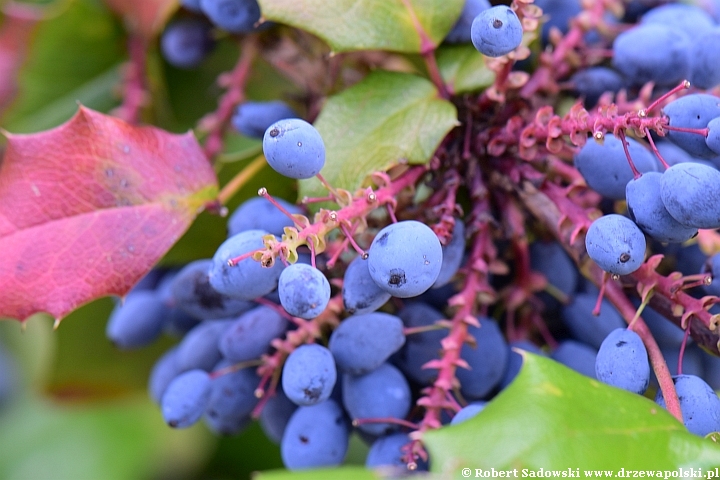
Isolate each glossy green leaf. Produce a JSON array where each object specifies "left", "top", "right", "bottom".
[
  {"left": 437, "top": 44, "right": 495, "bottom": 94},
  {"left": 424, "top": 353, "right": 720, "bottom": 474},
  {"left": 2, "top": 0, "right": 125, "bottom": 132},
  {"left": 257, "top": 466, "right": 381, "bottom": 480},
  {"left": 256, "top": 0, "right": 464, "bottom": 53},
  {"left": 299, "top": 70, "right": 457, "bottom": 200}
]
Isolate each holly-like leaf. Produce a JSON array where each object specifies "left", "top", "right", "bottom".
[
  {"left": 256, "top": 0, "right": 464, "bottom": 53},
  {"left": 423, "top": 352, "right": 720, "bottom": 470},
  {"left": 299, "top": 70, "right": 457, "bottom": 201},
  {"left": 103, "top": 0, "right": 177, "bottom": 38},
  {"left": 437, "top": 44, "right": 495, "bottom": 94},
  {"left": 0, "top": 106, "right": 218, "bottom": 322}
]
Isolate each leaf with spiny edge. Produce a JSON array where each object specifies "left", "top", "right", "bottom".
[
  {"left": 0, "top": 106, "right": 218, "bottom": 322},
  {"left": 424, "top": 352, "right": 720, "bottom": 470}
]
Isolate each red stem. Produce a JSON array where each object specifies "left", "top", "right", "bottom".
[
  {"left": 617, "top": 130, "right": 641, "bottom": 179},
  {"left": 352, "top": 417, "right": 420, "bottom": 430},
  {"left": 423, "top": 50, "right": 449, "bottom": 98},
  {"left": 114, "top": 35, "right": 147, "bottom": 124},
  {"left": 201, "top": 37, "right": 259, "bottom": 161}
]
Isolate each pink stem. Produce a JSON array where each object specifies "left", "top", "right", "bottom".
[
  {"left": 114, "top": 35, "right": 147, "bottom": 124},
  {"left": 202, "top": 37, "right": 259, "bottom": 161}
]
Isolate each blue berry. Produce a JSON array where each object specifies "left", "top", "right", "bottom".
[
  {"left": 281, "top": 400, "right": 349, "bottom": 470},
  {"left": 690, "top": 28, "right": 720, "bottom": 90},
  {"left": 232, "top": 101, "right": 298, "bottom": 139},
  {"left": 585, "top": 214, "right": 646, "bottom": 276},
  {"left": 395, "top": 302, "right": 446, "bottom": 385},
  {"left": 456, "top": 318, "right": 509, "bottom": 399},
  {"left": 626, "top": 172, "right": 698, "bottom": 243},
  {"left": 263, "top": 119, "right": 326, "bottom": 179},
  {"left": 562, "top": 292, "right": 626, "bottom": 350},
  {"left": 660, "top": 162, "right": 720, "bottom": 229},
  {"left": 366, "top": 433, "right": 427, "bottom": 470},
  {"left": 282, "top": 344, "right": 337, "bottom": 406},
  {"left": 533, "top": 0, "right": 582, "bottom": 45},
  {"left": 148, "top": 347, "right": 181, "bottom": 405},
  {"left": 551, "top": 341, "right": 597, "bottom": 379},
  {"left": 640, "top": 3, "right": 715, "bottom": 37},
  {"left": 218, "top": 305, "right": 288, "bottom": 362},
  {"left": 342, "top": 256, "right": 391, "bottom": 315},
  {"left": 342, "top": 363, "right": 412, "bottom": 436},
  {"left": 612, "top": 24, "right": 690, "bottom": 87},
  {"left": 105, "top": 291, "right": 166, "bottom": 349},
  {"left": 170, "top": 260, "right": 255, "bottom": 320},
  {"left": 637, "top": 303, "right": 685, "bottom": 350},
  {"left": 161, "top": 369, "right": 212, "bottom": 428},
  {"left": 176, "top": 319, "right": 232, "bottom": 372},
  {"left": 278, "top": 263, "right": 330, "bottom": 319},
  {"left": 655, "top": 374, "right": 720, "bottom": 436},
  {"left": 655, "top": 141, "right": 705, "bottom": 166},
  {"left": 470, "top": 6, "right": 523, "bottom": 57},
  {"left": 573, "top": 134, "right": 658, "bottom": 200},
  {"left": 663, "top": 94, "right": 720, "bottom": 159},
  {"left": 205, "top": 361, "right": 259, "bottom": 427},
  {"left": 209, "top": 229, "right": 284, "bottom": 300},
  {"left": 595, "top": 328, "right": 650, "bottom": 395},
  {"left": 529, "top": 241, "right": 578, "bottom": 300},
  {"left": 160, "top": 19, "right": 214, "bottom": 69},
  {"left": 328, "top": 312, "right": 405, "bottom": 375},
  {"left": 570, "top": 67, "right": 625, "bottom": 108},
  {"left": 199, "top": 0, "right": 262, "bottom": 34},
  {"left": 368, "top": 220, "right": 443, "bottom": 298}
]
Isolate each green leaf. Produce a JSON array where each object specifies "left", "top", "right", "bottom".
[
  {"left": 424, "top": 353, "right": 720, "bottom": 472},
  {"left": 299, "top": 70, "right": 457, "bottom": 201},
  {"left": 2, "top": 0, "right": 126, "bottom": 132},
  {"left": 256, "top": 466, "right": 382, "bottom": 480},
  {"left": 256, "top": 0, "right": 464, "bottom": 53},
  {"left": 437, "top": 44, "right": 495, "bottom": 94}
]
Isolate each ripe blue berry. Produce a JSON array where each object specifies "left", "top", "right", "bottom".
[
  {"left": 263, "top": 119, "right": 326, "bottom": 179},
  {"left": 470, "top": 6, "right": 523, "bottom": 57}
]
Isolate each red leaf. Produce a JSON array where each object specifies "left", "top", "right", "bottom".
[
  {"left": 103, "top": 0, "right": 176, "bottom": 38},
  {"left": 0, "top": 106, "right": 218, "bottom": 322}
]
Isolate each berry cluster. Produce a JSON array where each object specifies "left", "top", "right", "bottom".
[{"left": 102, "top": 0, "right": 720, "bottom": 472}]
